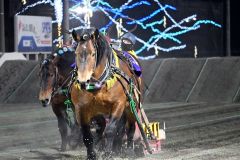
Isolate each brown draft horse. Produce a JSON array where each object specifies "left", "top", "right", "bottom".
[
  {"left": 71, "top": 28, "right": 149, "bottom": 160},
  {"left": 38, "top": 49, "right": 81, "bottom": 151}
]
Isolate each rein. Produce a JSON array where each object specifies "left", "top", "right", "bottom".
[
  {"left": 51, "top": 67, "right": 75, "bottom": 97},
  {"left": 51, "top": 65, "right": 76, "bottom": 127}
]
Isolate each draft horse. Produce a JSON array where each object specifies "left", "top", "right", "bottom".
[
  {"left": 71, "top": 28, "right": 151, "bottom": 159},
  {"left": 38, "top": 48, "right": 80, "bottom": 151}
]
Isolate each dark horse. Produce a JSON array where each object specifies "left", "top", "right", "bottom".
[
  {"left": 38, "top": 47, "right": 80, "bottom": 151},
  {"left": 71, "top": 28, "right": 150, "bottom": 160}
]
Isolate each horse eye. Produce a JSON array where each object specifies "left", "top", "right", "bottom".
[{"left": 92, "top": 52, "right": 96, "bottom": 57}]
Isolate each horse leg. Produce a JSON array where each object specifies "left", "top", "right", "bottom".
[
  {"left": 112, "top": 113, "right": 127, "bottom": 156},
  {"left": 68, "top": 122, "right": 82, "bottom": 149},
  {"left": 102, "top": 103, "right": 126, "bottom": 159},
  {"left": 124, "top": 114, "right": 136, "bottom": 158},
  {"left": 91, "top": 115, "right": 106, "bottom": 153},
  {"left": 52, "top": 104, "right": 68, "bottom": 151},
  {"left": 58, "top": 117, "right": 68, "bottom": 151},
  {"left": 93, "top": 115, "right": 106, "bottom": 144},
  {"left": 77, "top": 112, "right": 97, "bottom": 160},
  {"left": 101, "top": 117, "right": 119, "bottom": 159},
  {"left": 81, "top": 122, "right": 97, "bottom": 160}
]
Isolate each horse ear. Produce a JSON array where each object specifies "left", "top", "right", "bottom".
[
  {"left": 72, "top": 29, "right": 80, "bottom": 42},
  {"left": 94, "top": 28, "right": 99, "bottom": 39},
  {"left": 38, "top": 53, "right": 44, "bottom": 64},
  {"left": 52, "top": 55, "right": 60, "bottom": 67}
]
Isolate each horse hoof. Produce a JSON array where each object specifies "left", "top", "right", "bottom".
[
  {"left": 134, "top": 143, "right": 145, "bottom": 158},
  {"left": 102, "top": 152, "right": 114, "bottom": 160},
  {"left": 86, "top": 153, "right": 97, "bottom": 160},
  {"left": 123, "top": 148, "right": 135, "bottom": 158},
  {"left": 95, "top": 139, "right": 105, "bottom": 152},
  {"left": 69, "top": 143, "right": 78, "bottom": 150},
  {"left": 68, "top": 139, "right": 79, "bottom": 150},
  {"left": 59, "top": 145, "right": 67, "bottom": 152}
]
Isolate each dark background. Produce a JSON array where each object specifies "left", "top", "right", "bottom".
[{"left": 3, "top": 0, "right": 240, "bottom": 58}]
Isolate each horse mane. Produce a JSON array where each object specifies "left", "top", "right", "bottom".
[
  {"left": 61, "top": 51, "right": 75, "bottom": 67},
  {"left": 54, "top": 47, "right": 75, "bottom": 71},
  {"left": 40, "top": 55, "right": 53, "bottom": 72},
  {"left": 95, "top": 32, "right": 112, "bottom": 66}
]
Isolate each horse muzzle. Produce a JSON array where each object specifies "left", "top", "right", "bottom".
[{"left": 40, "top": 98, "right": 51, "bottom": 107}]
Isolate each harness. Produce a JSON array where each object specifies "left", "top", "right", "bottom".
[
  {"left": 72, "top": 31, "right": 139, "bottom": 93},
  {"left": 73, "top": 48, "right": 134, "bottom": 92},
  {"left": 52, "top": 68, "right": 73, "bottom": 96},
  {"left": 72, "top": 32, "right": 153, "bottom": 154},
  {"left": 42, "top": 54, "right": 76, "bottom": 128}
]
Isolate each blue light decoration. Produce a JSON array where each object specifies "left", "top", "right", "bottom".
[
  {"left": 16, "top": 0, "right": 54, "bottom": 15},
  {"left": 17, "top": 0, "right": 222, "bottom": 60}
]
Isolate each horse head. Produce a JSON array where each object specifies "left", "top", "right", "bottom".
[
  {"left": 72, "top": 28, "right": 110, "bottom": 83},
  {"left": 38, "top": 56, "right": 55, "bottom": 107},
  {"left": 38, "top": 47, "right": 75, "bottom": 107}
]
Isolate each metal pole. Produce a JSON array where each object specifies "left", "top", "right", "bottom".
[
  {"left": 0, "top": 0, "right": 5, "bottom": 55},
  {"left": 63, "top": 0, "right": 69, "bottom": 45},
  {"left": 226, "top": 0, "right": 231, "bottom": 56}
]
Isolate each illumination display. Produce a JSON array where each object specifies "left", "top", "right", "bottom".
[{"left": 17, "top": 0, "right": 222, "bottom": 59}]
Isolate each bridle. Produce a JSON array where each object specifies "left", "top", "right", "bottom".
[
  {"left": 77, "top": 32, "right": 99, "bottom": 73},
  {"left": 39, "top": 58, "right": 53, "bottom": 87},
  {"left": 51, "top": 63, "right": 75, "bottom": 97},
  {"left": 74, "top": 32, "right": 114, "bottom": 91},
  {"left": 40, "top": 57, "right": 74, "bottom": 98}
]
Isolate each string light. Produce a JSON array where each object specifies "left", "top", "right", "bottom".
[
  {"left": 194, "top": 45, "right": 198, "bottom": 58},
  {"left": 16, "top": 0, "right": 54, "bottom": 15},
  {"left": 21, "top": 0, "right": 27, "bottom": 5},
  {"left": 116, "top": 18, "right": 123, "bottom": 39},
  {"left": 18, "top": 0, "right": 222, "bottom": 60},
  {"left": 54, "top": 0, "right": 63, "bottom": 46},
  {"left": 127, "top": 4, "right": 176, "bottom": 25},
  {"left": 163, "top": 16, "right": 166, "bottom": 28},
  {"left": 154, "top": 44, "right": 159, "bottom": 56}
]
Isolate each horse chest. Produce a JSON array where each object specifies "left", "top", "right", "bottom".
[{"left": 76, "top": 91, "right": 111, "bottom": 106}]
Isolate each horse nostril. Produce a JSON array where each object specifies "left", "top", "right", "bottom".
[
  {"left": 41, "top": 99, "right": 50, "bottom": 107},
  {"left": 41, "top": 100, "right": 47, "bottom": 107}
]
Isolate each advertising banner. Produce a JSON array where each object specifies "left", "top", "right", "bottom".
[{"left": 14, "top": 15, "right": 52, "bottom": 52}]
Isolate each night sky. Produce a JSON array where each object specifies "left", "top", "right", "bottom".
[{"left": 3, "top": 0, "right": 240, "bottom": 58}]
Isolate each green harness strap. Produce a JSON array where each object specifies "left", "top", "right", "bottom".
[
  {"left": 61, "top": 87, "right": 75, "bottom": 128},
  {"left": 128, "top": 79, "right": 153, "bottom": 153},
  {"left": 129, "top": 79, "right": 141, "bottom": 124},
  {"left": 86, "top": 83, "right": 96, "bottom": 92},
  {"left": 64, "top": 99, "right": 75, "bottom": 128},
  {"left": 61, "top": 88, "right": 68, "bottom": 95}
]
